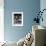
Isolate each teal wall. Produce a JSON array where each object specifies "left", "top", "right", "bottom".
[{"left": 4, "top": 0, "right": 40, "bottom": 42}]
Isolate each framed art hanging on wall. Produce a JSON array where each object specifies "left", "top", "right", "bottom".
[{"left": 12, "top": 12, "right": 23, "bottom": 26}]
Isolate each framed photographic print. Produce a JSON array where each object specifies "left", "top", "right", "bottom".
[{"left": 12, "top": 12, "right": 23, "bottom": 26}]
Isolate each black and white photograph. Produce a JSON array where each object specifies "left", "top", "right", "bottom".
[{"left": 12, "top": 12, "right": 23, "bottom": 26}]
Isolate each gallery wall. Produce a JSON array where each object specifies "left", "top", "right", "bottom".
[{"left": 4, "top": 0, "right": 40, "bottom": 42}]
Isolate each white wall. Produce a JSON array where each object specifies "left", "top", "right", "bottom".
[{"left": 0, "top": 0, "right": 4, "bottom": 42}]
